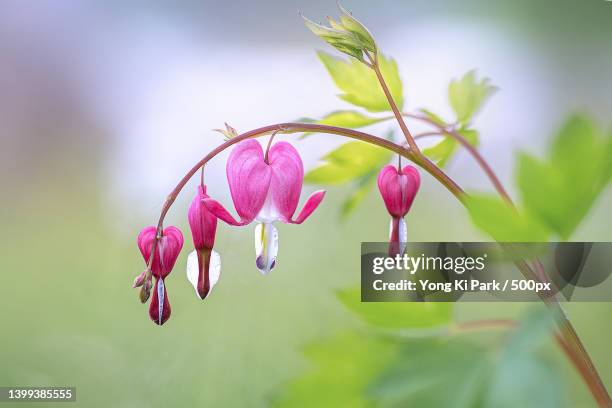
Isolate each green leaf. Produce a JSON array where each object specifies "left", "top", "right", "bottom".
[
  {"left": 337, "top": 287, "right": 453, "bottom": 329},
  {"left": 300, "top": 110, "right": 387, "bottom": 138},
  {"left": 304, "top": 141, "right": 391, "bottom": 185},
  {"left": 483, "top": 309, "right": 566, "bottom": 408},
  {"left": 369, "top": 338, "right": 488, "bottom": 408},
  {"left": 340, "top": 172, "right": 377, "bottom": 218},
  {"left": 448, "top": 70, "right": 497, "bottom": 125},
  {"left": 369, "top": 309, "right": 566, "bottom": 408},
  {"left": 318, "top": 110, "right": 386, "bottom": 128},
  {"left": 465, "top": 194, "right": 549, "bottom": 242},
  {"left": 517, "top": 114, "right": 612, "bottom": 239},
  {"left": 423, "top": 127, "right": 479, "bottom": 168},
  {"left": 272, "top": 331, "right": 399, "bottom": 408},
  {"left": 318, "top": 51, "right": 403, "bottom": 112}
]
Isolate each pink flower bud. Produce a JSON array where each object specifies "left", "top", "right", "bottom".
[
  {"left": 188, "top": 185, "right": 217, "bottom": 251},
  {"left": 377, "top": 164, "right": 420, "bottom": 256},
  {"left": 132, "top": 268, "right": 149, "bottom": 288},
  {"left": 137, "top": 226, "right": 183, "bottom": 325},
  {"left": 187, "top": 186, "right": 221, "bottom": 300}
]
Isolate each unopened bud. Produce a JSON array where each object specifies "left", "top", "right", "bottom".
[
  {"left": 132, "top": 269, "right": 149, "bottom": 288},
  {"left": 140, "top": 278, "right": 152, "bottom": 303}
]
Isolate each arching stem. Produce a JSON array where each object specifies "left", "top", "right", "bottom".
[{"left": 404, "top": 113, "right": 514, "bottom": 205}]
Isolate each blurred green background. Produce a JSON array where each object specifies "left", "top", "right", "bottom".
[{"left": 1, "top": 0, "right": 612, "bottom": 407}]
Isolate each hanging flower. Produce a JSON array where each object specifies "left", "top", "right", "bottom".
[
  {"left": 377, "top": 164, "right": 420, "bottom": 256},
  {"left": 204, "top": 139, "right": 325, "bottom": 274},
  {"left": 187, "top": 185, "right": 221, "bottom": 300},
  {"left": 137, "top": 226, "right": 184, "bottom": 325}
]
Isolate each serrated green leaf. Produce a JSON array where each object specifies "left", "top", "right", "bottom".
[
  {"left": 465, "top": 194, "right": 549, "bottom": 242},
  {"left": 272, "top": 331, "right": 399, "bottom": 408},
  {"left": 517, "top": 114, "right": 612, "bottom": 239},
  {"left": 337, "top": 287, "right": 453, "bottom": 329},
  {"left": 304, "top": 141, "right": 391, "bottom": 185},
  {"left": 318, "top": 51, "right": 403, "bottom": 112},
  {"left": 448, "top": 70, "right": 497, "bottom": 124},
  {"left": 423, "top": 127, "right": 479, "bottom": 167}
]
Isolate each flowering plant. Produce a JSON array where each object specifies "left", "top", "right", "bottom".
[{"left": 131, "top": 4, "right": 612, "bottom": 407}]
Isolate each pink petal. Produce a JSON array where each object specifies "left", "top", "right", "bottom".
[
  {"left": 286, "top": 190, "right": 326, "bottom": 224},
  {"left": 226, "top": 139, "right": 272, "bottom": 223},
  {"left": 203, "top": 198, "right": 248, "bottom": 226},
  {"left": 137, "top": 226, "right": 183, "bottom": 279},
  {"left": 268, "top": 142, "right": 304, "bottom": 221},
  {"left": 188, "top": 185, "right": 218, "bottom": 250},
  {"left": 377, "top": 164, "right": 420, "bottom": 217},
  {"left": 158, "top": 226, "right": 184, "bottom": 278}
]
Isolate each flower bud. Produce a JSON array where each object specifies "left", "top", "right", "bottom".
[{"left": 377, "top": 164, "right": 420, "bottom": 256}]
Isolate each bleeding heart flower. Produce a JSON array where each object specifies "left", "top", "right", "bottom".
[
  {"left": 377, "top": 164, "right": 420, "bottom": 256},
  {"left": 187, "top": 185, "right": 221, "bottom": 300},
  {"left": 204, "top": 139, "right": 325, "bottom": 274},
  {"left": 137, "top": 226, "right": 184, "bottom": 325}
]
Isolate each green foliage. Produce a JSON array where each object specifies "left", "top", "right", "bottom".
[
  {"left": 317, "top": 110, "right": 386, "bottom": 129},
  {"left": 466, "top": 115, "right": 612, "bottom": 241},
  {"left": 305, "top": 140, "right": 391, "bottom": 217},
  {"left": 304, "top": 141, "right": 390, "bottom": 185},
  {"left": 465, "top": 195, "right": 549, "bottom": 242},
  {"left": 517, "top": 115, "right": 612, "bottom": 239},
  {"left": 300, "top": 110, "right": 387, "bottom": 138},
  {"left": 276, "top": 307, "right": 566, "bottom": 408},
  {"left": 273, "top": 331, "right": 399, "bottom": 407},
  {"left": 337, "top": 287, "right": 453, "bottom": 329},
  {"left": 369, "top": 309, "right": 565, "bottom": 408},
  {"left": 483, "top": 309, "right": 566, "bottom": 408},
  {"left": 424, "top": 127, "right": 479, "bottom": 168},
  {"left": 340, "top": 172, "right": 377, "bottom": 218},
  {"left": 318, "top": 51, "right": 403, "bottom": 112},
  {"left": 302, "top": 4, "right": 375, "bottom": 62},
  {"left": 448, "top": 70, "right": 497, "bottom": 125},
  {"left": 369, "top": 338, "right": 489, "bottom": 407}
]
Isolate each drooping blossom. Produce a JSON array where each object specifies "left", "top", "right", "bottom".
[
  {"left": 187, "top": 185, "right": 221, "bottom": 300},
  {"left": 204, "top": 139, "right": 325, "bottom": 274},
  {"left": 377, "top": 164, "right": 420, "bottom": 256},
  {"left": 137, "top": 226, "right": 184, "bottom": 325}
]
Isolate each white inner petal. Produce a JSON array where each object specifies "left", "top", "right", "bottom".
[
  {"left": 388, "top": 217, "right": 408, "bottom": 256},
  {"left": 186, "top": 249, "right": 222, "bottom": 299},
  {"left": 398, "top": 217, "right": 408, "bottom": 256},
  {"left": 256, "top": 191, "right": 280, "bottom": 223},
  {"left": 157, "top": 278, "right": 165, "bottom": 325},
  {"left": 254, "top": 222, "right": 279, "bottom": 275},
  {"left": 209, "top": 250, "right": 221, "bottom": 289},
  {"left": 186, "top": 250, "right": 199, "bottom": 296}
]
